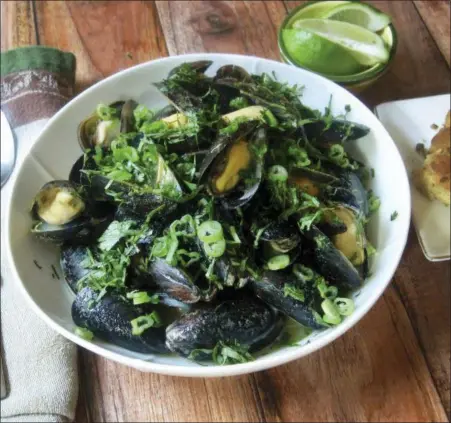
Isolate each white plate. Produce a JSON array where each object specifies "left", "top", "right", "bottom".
[
  {"left": 6, "top": 54, "right": 411, "bottom": 377},
  {"left": 375, "top": 94, "right": 450, "bottom": 262}
]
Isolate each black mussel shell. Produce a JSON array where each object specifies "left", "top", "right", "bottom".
[
  {"left": 31, "top": 214, "right": 112, "bottom": 245},
  {"left": 199, "top": 122, "right": 266, "bottom": 209},
  {"left": 327, "top": 170, "right": 369, "bottom": 217},
  {"left": 303, "top": 119, "right": 370, "bottom": 144},
  {"left": 259, "top": 220, "right": 301, "bottom": 254},
  {"left": 214, "top": 65, "right": 252, "bottom": 83},
  {"left": 120, "top": 99, "right": 138, "bottom": 133},
  {"left": 60, "top": 244, "right": 90, "bottom": 293},
  {"left": 146, "top": 258, "right": 202, "bottom": 304},
  {"left": 72, "top": 287, "right": 168, "bottom": 354},
  {"left": 168, "top": 60, "right": 213, "bottom": 78},
  {"left": 301, "top": 226, "right": 362, "bottom": 290},
  {"left": 251, "top": 271, "right": 325, "bottom": 330},
  {"left": 69, "top": 155, "right": 85, "bottom": 185},
  {"left": 165, "top": 297, "right": 284, "bottom": 358}
]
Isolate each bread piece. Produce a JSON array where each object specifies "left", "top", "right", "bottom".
[
  {"left": 429, "top": 127, "right": 450, "bottom": 155},
  {"left": 412, "top": 111, "right": 451, "bottom": 206}
]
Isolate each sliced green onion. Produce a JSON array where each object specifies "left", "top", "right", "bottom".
[
  {"left": 334, "top": 297, "right": 355, "bottom": 316},
  {"left": 268, "top": 165, "right": 288, "bottom": 182},
  {"left": 170, "top": 215, "right": 196, "bottom": 238},
  {"left": 316, "top": 278, "right": 338, "bottom": 300},
  {"left": 176, "top": 250, "right": 201, "bottom": 267},
  {"left": 130, "top": 311, "right": 162, "bottom": 336},
  {"left": 75, "top": 326, "right": 94, "bottom": 341},
  {"left": 267, "top": 254, "right": 290, "bottom": 270},
  {"left": 126, "top": 291, "right": 160, "bottom": 305},
  {"left": 198, "top": 220, "right": 224, "bottom": 243},
  {"left": 293, "top": 264, "right": 314, "bottom": 281},
  {"left": 203, "top": 239, "right": 226, "bottom": 258},
  {"left": 329, "top": 144, "right": 345, "bottom": 160},
  {"left": 321, "top": 299, "right": 341, "bottom": 325}
]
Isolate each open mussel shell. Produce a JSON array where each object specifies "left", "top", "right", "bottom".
[
  {"left": 199, "top": 122, "right": 266, "bottom": 209},
  {"left": 165, "top": 297, "right": 284, "bottom": 358},
  {"left": 213, "top": 65, "right": 252, "bottom": 113},
  {"left": 60, "top": 244, "right": 91, "bottom": 293},
  {"left": 31, "top": 180, "right": 85, "bottom": 225},
  {"left": 77, "top": 99, "right": 138, "bottom": 151},
  {"left": 259, "top": 221, "right": 301, "bottom": 254},
  {"left": 328, "top": 206, "right": 367, "bottom": 267},
  {"left": 301, "top": 226, "right": 363, "bottom": 290},
  {"left": 326, "top": 170, "right": 369, "bottom": 217},
  {"left": 288, "top": 167, "right": 339, "bottom": 198},
  {"left": 251, "top": 271, "right": 325, "bottom": 330},
  {"left": 303, "top": 119, "right": 370, "bottom": 144},
  {"left": 72, "top": 287, "right": 168, "bottom": 354}
]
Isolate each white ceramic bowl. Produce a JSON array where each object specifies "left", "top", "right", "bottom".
[{"left": 6, "top": 53, "right": 411, "bottom": 377}]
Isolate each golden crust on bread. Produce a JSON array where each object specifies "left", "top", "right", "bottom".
[{"left": 412, "top": 111, "right": 451, "bottom": 206}]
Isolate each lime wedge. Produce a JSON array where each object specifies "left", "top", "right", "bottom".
[
  {"left": 319, "top": 2, "right": 391, "bottom": 32},
  {"left": 292, "top": 19, "right": 389, "bottom": 67},
  {"left": 286, "top": 1, "right": 349, "bottom": 22},
  {"left": 281, "top": 29, "right": 363, "bottom": 76}
]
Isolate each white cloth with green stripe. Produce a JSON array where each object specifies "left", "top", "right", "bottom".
[{"left": 1, "top": 119, "right": 79, "bottom": 423}]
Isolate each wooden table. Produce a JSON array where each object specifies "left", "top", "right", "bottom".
[{"left": 2, "top": 1, "right": 450, "bottom": 421}]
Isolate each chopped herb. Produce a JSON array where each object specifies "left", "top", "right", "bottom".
[
  {"left": 189, "top": 341, "right": 254, "bottom": 365},
  {"left": 283, "top": 284, "right": 305, "bottom": 302},
  {"left": 229, "top": 97, "right": 249, "bottom": 110},
  {"left": 98, "top": 220, "right": 135, "bottom": 251},
  {"left": 33, "top": 260, "right": 43, "bottom": 270},
  {"left": 344, "top": 104, "right": 351, "bottom": 113},
  {"left": 368, "top": 190, "right": 381, "bottom": 214},
  {"left": 390, "top": 211, "right": 399, "bottom": 221},
  {"left": 75, "top": 326, "right": 94, "bottom": 341},
  {"left": 126, "top": 52, "right": 133, "bottom": 59},
  {"left": 430, "top": 123, "right": 439, "bottom": 130}
]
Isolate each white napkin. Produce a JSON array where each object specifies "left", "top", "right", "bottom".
[{"left": 1, "top": 120, "right": 79, "bottom": 423}]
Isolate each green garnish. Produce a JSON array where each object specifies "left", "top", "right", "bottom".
[
  {"left": 188, "top": 341, "right": 254, "bottom": 365},
  {"left": 390, "top": 211, "right": 398, "bottom": 221},
  {"left": 75, "top": 327, "right": 94, "bottom": 341},
  {"left": 283, "top": 284, "right": 305, "bottom": 302},
  {"left": 130, "top": 311, "right": 162, "bottom": 336},
  {"left": 126, "top": 291, "right": 160, "bottom": 305},
  {"left": 267, "top": 254, "right": 290, "bottom": 271}
]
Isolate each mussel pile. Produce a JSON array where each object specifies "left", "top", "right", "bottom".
[{"left": 29, "top": 61, "right": 377, "bottom": 364}]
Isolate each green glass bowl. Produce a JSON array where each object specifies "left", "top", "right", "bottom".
[{"left": 278, "top": 2, "right": 398, "bottom": 93}]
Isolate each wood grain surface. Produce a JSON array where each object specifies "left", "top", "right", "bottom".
[
  {"left": 414, "top": 0, "right": 451, "bottom": 67},
  {"left": 2, "top": 1, "right": 450, "bottom": 422}
]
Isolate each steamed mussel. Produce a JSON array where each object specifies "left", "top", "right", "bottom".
[{"left": 28, "top": 61, "right": 380, "bottom": 365}]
